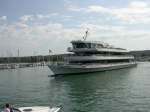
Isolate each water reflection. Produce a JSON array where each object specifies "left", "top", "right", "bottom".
[{"left": 48, "top": 68, "right": 134, "bottom": 112}]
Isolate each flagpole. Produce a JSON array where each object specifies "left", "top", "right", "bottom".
[{"left": 49, "top": 49, "right": 52, "bottom": 63}]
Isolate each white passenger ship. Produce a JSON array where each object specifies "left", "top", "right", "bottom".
[{"left": 48, "top": 31, "right": 137, "bottom": 75}]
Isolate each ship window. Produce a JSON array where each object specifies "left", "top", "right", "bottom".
[
  {"left": 97, "top": 44, "right": 103, "bottom": 48},
  {"left": 69, "top": 59, "right": 130, "bottom": 64},
  {"left": 23, "top": 109, "right": 32, "bottom": 111},
  {"left": 74, "top": 43, "right": 91, "bottom": 48},
  {"left": 91, "top": 43, "right": 96, "bottom": 48}
]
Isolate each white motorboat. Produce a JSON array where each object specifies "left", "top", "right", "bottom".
[{"left": 2, "top": 106, "right": 61, "bottom": 112}]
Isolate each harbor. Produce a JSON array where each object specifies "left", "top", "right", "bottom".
[
  {"left": 0, "top": 55, "right": 64, "bottom": 70},
  {"left": 0, "top": 49, "right": 150, "bottom": 71},
  {"left": 0, "top": 63, "right": 45, "bottom": 69},
  {"left": 1, "top": 0, "right": 150, "bottom": 111}
]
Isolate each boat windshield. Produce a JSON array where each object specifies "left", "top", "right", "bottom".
[
  {"left": 73, "top": 43, "right": 91, "bottom": 48},
  {"left": 12, "top": 108, "right": 22, "bottom": 112}
]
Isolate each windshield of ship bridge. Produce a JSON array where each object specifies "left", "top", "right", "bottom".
[{"left": 73, "top": 43, "right": 91, "bottom": 48}]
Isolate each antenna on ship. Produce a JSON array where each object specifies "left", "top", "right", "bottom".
[{"left": 83, "top": 28, "right": 89, "bottom": 41}]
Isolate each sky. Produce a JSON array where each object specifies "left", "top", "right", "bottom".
[{"left": 0, "top": 0, "right": 150, "bottom": 56}]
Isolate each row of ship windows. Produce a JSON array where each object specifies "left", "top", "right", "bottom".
[
  {"left": 72, "top": 43, "right": 125, "bottom": 50},
  {"left": 73, "top": 43, "right": 105, "bottom": 49},
  {"left": 69, "top": 59, "right": 135, "bottom": 64}
]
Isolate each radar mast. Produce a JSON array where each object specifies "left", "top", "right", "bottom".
[{"left": 83, "top": 29, "right": 89, "bottom": 41}]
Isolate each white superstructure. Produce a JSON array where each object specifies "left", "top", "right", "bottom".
[{"left": 48, "top": 31, "right": 137, "bottom": 75}]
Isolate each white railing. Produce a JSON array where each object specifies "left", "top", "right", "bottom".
[
  {"left": 65, "top": 55, "right": 134, "bottom": 61},
  {"left": 67, "top": 47, "right": 128, "bottom": 53}
]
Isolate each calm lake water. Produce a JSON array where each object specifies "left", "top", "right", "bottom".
[{"left": 0, "top": 62, "right": 150, "bottom": 112}]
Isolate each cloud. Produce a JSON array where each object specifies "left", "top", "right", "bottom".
[
  {"left": 20, "top": 15, "right": 34, "bottom": 22},
  {"left": 67, "top": 5, "right": 110, "bottom": 13},
  {"left": 78, "top": 23, "right": 150, "bottom": 38},
  {"left": 67, "top": 5, "right": 85, "bottom": 12},
  {"left": 87, "top": 5, "right": 110, "bottom": 13},
  {"left": 0, "top": 17, "right": 83, "bottom": 56},
  {"left": 0, "top": 16, "right": 7, "bottom": 21},
  {"left": 129, "top": 1, "right": 148, "bottom": 8},
  {"left": 36, "top": 13, "right": 58, "bottom": 19},
  {"left": 113, "top": 1, "right": 150, "bottom": 23},
  {"left": 67, "top": 1, "right": 150, "bottom": 23},
  {"left": 0, "top": 9, "right": 150, "bottom": 56}
]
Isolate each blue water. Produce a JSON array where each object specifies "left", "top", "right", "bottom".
[{"left": 0, "top": 62, "right": 150, "bottom": 112}]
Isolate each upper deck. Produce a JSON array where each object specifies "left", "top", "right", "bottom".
[{"left": 68, "top": 40, "right": 128, "bottom": 53}]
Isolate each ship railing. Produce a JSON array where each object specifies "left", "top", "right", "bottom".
[
  {"left": 66, "top": 54, "right": 134, "bottom": 57},
  {"left": 67, "top": 47, "right": 128, "bottom": 52},
  {"left": 47, "top": 61, "right": 68, "bottom": 66},
  {"left": 95, "top": 54, "right": 133, "bottom": 57},
  {"left": 68, "top": 62, "right": 136, "bottom": 67}
]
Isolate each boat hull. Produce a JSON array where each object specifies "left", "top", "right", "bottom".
[{"left": 48, "top": 62, "right": 137, "bottom": 75}]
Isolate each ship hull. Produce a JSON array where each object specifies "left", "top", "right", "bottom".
[{"left": 48, "top": 62, "right": 137, "bottom": 75}]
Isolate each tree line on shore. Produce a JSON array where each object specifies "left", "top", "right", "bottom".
[{"left": 130, "top": 50, "right": 150, "bottom": 61}]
